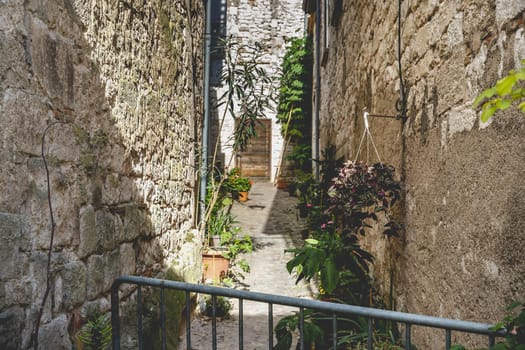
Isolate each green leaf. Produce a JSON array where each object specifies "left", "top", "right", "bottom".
[
  {"left": 490, "top": 321, "right": 505, "bottom": 331},
  {"left": 506, "top": 301, "right": 522, "bottom": 311},
  {"left": 450, "top": 345, "right": 466, "bottom": 350},
  {"left": 305, "top": 238, "right": 318, "bottom": 245},
  {"left": 481, "top": 104, "right": 499, "bottom": 123},
  {"left": 518, "top": 309, "right": 525, "bottom": 324},
  {"left": 303, "top": 321, "right": 324, "bottom": 345},
  {"left": 515, "top": 69, "right": 525, "bottom": 80},
  {"left": 495, "top": 75, "right": 517, "bottom": 96},
  {"left": 273, "top": 332, "right": 292, "bottom": 350},
  {"left": 304, "top": 248, "right": 325, "bottom": 277},
  {"left": 320, "top": 257, "right": 339, "bottom": 293},
  {"left": 495, "top": 99, "right": 512, "bottom": 110},
  {"left": 473, "top": 87, "right": 497, "bottom": 107},
  {"left": 286, "top": 254, "right": 307, "bottom": 273},
  {"left": 491, "top": 342, "right": 507, "bottom": 350},
  {"left": 295, "top": 264, "right": 303, "bottom": 277}
]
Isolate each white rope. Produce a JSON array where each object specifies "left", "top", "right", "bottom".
[
  {"left": 354, "top": 126, "right": 367, "bottom": 162},
  {"left": 353, "top": 111, "right": 383, "bottom": 165}
]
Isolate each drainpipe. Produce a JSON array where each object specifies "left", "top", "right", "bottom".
[
  {"left": 200, "top": 0, "right": 212, "bottom": 225},
  {"left": 313, "top": 0, "right": 321, "bottom": 180}
]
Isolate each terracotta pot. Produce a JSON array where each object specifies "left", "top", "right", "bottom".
[
  {"left": 238, "top": 191, "right": 249, "bottom": 202},
  {"left": 276, "top": 179, "right": 288, "bottom": 190},
  {"left": 202, "top": 251, "right": 229, "bottom": 282}
]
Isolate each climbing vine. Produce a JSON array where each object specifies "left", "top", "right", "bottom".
[{"left": 276, "top": 37, "right": 313, "bottom": 170}]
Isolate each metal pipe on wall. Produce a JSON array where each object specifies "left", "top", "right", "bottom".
[
  {"left": 313, "top": 0, "right": 321, "bottom": 180},
  {"left": 200, "top": 0, "right": 212, "bottom": 225}
]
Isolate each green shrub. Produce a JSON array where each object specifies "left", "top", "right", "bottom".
[{"left": 203, "top": 295, "right": 232, "bottom": 318}]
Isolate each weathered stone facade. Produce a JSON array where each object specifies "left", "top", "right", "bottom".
[
  {"left": 214, "top": 0, "right": 304, "bottom": 180},
  {"left": 314, "top": 0, "right": 525, "bottom": 347},
  {"left": 0, "top": 0, "right": 203, "bottom": 348}
]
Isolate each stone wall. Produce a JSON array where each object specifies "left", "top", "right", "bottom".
[
  {"left": 315, "top": 0, "right": 525, "bottom": 348},
  {"left": 213, "top": 0, "right": 304, "bottom": 180},
  {"left": 0, "top": 0, "right": 203, "bottom": 348}
]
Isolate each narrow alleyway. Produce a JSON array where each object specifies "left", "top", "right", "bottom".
[{"left": 179, "top": 182, "right": 312, "bottom": 349}]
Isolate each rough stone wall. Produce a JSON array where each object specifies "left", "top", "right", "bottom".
[
  {"left": 214, "top": 0, "right": 304, "bottom": 180},
  {"left": 0, "top": 0, "right": 203, "bottom": 348},
  {"left": 316, "top": 0, "right": 525, "bottom": 347}
]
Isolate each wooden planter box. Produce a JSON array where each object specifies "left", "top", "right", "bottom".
[{"left": 202, "top": 250, "right": 229, "bottom": 282}]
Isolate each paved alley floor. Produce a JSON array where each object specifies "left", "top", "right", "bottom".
[{"left": 179, "top": 181, "right": 312, "bottom": 349}]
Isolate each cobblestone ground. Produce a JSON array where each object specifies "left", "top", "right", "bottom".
[{"left": 178, "top": 181, "right": 312, "bottom": 349}]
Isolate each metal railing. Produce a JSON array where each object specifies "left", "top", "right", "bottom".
[{"left": 111, "top": 275, "right": 503, "bottom": 350}]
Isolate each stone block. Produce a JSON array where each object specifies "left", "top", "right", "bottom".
[
  {"left": 50, "top": 188, "right": 79, "bottom": 248},
  {"left": 29, "top": 252, "right": 52, "bottom": 322},
  {"left": 114, "top": 213, "right": 125, "bottom": 245},
  {"left": 4, "top": 278, "right": 31, "bottom": 306},
  {"left": 80, "top": 297, "right": 110, "bottom": 318},
  {"left": 447, "top": 105, "right": 477, "bottom": 138},
  {"left": 0, "top": 212, "right": 29, "bottom": 280},
  {"left": 120, "top": 242, "right": 136, "bottom": 276},
  {"left": 0, "top": 0, "right": 24, "bottom": 29},
  {"left": 0, "top": 31, "right": 27, "bottom": 92},
  {"left": 60, "top": 260, "right": 87, "bottom": 310},
  {"left": 102, "top": 173, "right": 136, "bottom": 205},
  {"left": 104, "top": 248, "right": 121, "bottom": 292},
  {"left": 78, "top": 205, "right": 97, "bottom": 258},
  {"left": 0, "top": 306, "right": 24, "bottom": 350},
  {"left": 496, "top": 0, "right": 525, "bottom": 28},
  {"left": 87, "top": 255, "right": 105, "bottom": 300},
  {"left": 96, "top": 208, "right": 118, "bottom": 250},
  {"left": 27, "top": 15, "right": 75, "bottom": 107},
  {"left": 38, "top": 314, "right": 72, "bottom": 350},
  {"left": 446, "top": 12, "right": 464, "bottom": 50},
  {"left": 514, "top": 28, "right": 525, "bottom": 67},
  {"left": 167, "top": 232, "right": 202, "bottom": 284},
  {"left": 123, "top": 205, "right": 152, "bottom": 240}
]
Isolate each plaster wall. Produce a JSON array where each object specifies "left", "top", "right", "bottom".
[
  {"left": 0, "top": 0, "right": 203, "bottom": 348},
  {"left": 315, "top": 0, "right": 525, "bottom": 348},
  {"left": 214, "top": 0, "right": 304, "bottom": 181}
]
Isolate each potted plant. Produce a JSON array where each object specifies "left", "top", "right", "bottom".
[
  {"left": 203, "top": 207, "right": 235, "bottom": 282},
  {"left": 225, "top": 168, "right": 252, "bottom": 202},
  {"left": 219, "top": 226, "right": 253, "bottom": 280},
  {"left": 202, "top": 226, "right": 253, "bottom": 283},
  {"left": 207, "top": 207, "right": 235, "bottom": 247}
]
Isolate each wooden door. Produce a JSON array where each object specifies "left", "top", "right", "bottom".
[{"left": 236, "top": 119, "right": 271, "bottom": 179}]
